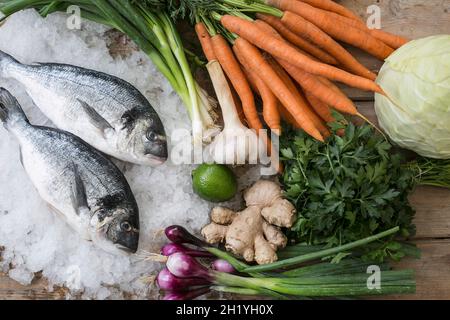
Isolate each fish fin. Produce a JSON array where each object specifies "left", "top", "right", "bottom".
[
  {"left": 70, "top": 163, "right": 90, "bottom": 217},
  {"left": 77, "top": 99, "right": 114, "bottom": 137},
  {"left": 0, "top": 88, "right": 27, "bottom": 125}
]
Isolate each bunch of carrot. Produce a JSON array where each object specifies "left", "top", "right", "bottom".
[{"left": 192, "top": 0, "right": 409, "bottom": 142}]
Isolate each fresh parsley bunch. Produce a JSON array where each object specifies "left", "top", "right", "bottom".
[{"left": 280, "top": 117, "right": 416, "bottom": 262}]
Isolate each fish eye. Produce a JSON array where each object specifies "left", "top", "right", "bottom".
[
  {"left": 120, "top": 221, "right": 132, "bottom": 232},
  {"left": 146, "top": 131, "right": 157, "bottom": 141}
]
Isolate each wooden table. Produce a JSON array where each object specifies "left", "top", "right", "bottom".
[{"left": 1, "top": 0, "right": 450, "bottom": 300}]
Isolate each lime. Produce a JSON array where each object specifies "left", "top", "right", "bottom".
[{"left": 192, "top": 164, "right": 238, "bottom": 202}]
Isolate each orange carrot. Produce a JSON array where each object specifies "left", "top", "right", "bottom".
[
  {"left": 273, "top": 12, "right": 377, "bottom": 81},
  {"left": 302, "top": 5, "right": 409, "bottom": 49},
  {"left": 254, "top": 18, "right": 323, "bottom": 62},
  {"left": 270, "top": 0, "right": 395, "bottom": 60},
  {"left": 234, "top": 37, "right": 324, "bottom": 141},
  {"left": 233, "top": 45, "right": 276, "bottom": 155},
  {"left": 294, "top": 0, "right": 364, "bottom": 22},
  {"left": 255, "top": 14, "right": 338, "bottom": 65},
  {"left": 228, "top": 79, "right": 247, "bottom": 125},
  {"left": 239, "top": 60, "right": 281, "bottom": 132},
  {"left": 305, "top": 93, "right": 345, "bottom": 136},
  {"left": 236, "top": 42, "right": 287, "bottom": 133},
  {"left": 317, "top": 76, "right": 345, "bottom": 95},
  {"left": 369, "top": 29, "right": 409, "bottom": 50},
  {"left": 278, "top": 104, "right": 300, "bottom": 128},
  {"left": 277, "top": 59, "right": 357, "bottom": 115},
  {"left": 296, "top": 2, "right": 409, "bottom": 49},
  {"left": 297, "top": 90, "right": 331, "bottom": 138},
  {"left": 221, "top": 15, "right": 381, "bottom": 92},
  {"left": 249, "top": 17, "right": 358, "bottom": 116},
  {"left": 195, "top": 22, "right": 216, "bottom": 61},
  {"left": 265, "top": 56, "right": 330, "bottom": 137},
  {"left": 210, "top": 34, "right": 263, "bottom": 131},
  {"left": 253, "top": 19, "right": 282, "bottom": 37},
  {"left": 304, "top": 91, "right": 334, "bottom": 123}
]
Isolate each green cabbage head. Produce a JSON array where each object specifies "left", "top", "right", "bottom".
[{"left": 375, "top": 35, "right": 450, "bottom": 159}]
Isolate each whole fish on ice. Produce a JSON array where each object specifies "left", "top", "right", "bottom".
[
  {"left": 0, "top": 88, "right": 140, "bottom": 253},
  {"left": 0, "top": 50, "right": 167, "bottom": 166}
]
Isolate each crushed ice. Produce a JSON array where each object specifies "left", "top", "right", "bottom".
[{"left": 0, "top": 10, "right": 260, "bottom": 299}]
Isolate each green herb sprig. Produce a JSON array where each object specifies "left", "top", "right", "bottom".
[{"left": 280, "top": 115, "right": 416, "bottom": 262}]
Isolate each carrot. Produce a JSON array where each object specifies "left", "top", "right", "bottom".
[
  {"left": 277, "top": 58, "right": 357, "bottom": 115},
  {"left": 278, "top": 104, "right": 299, "bottom": 127},
  {"left": 234, "top": 37, "right": 324, "bottom": 141},
  {"left": 270, "top": 0, "right": 395, "bottom": 60},
  {"left": 236, "top": 41, "right": 287, "bottom": 133},
  {"left": 253, "top": 19, "right": 282, "bottom": 37},
  {"left": 274, "top": 12, "right": 377, "bottom": 81},
  {"left": 369, "top": 29, "right": 409, "bottom": 50},
  {"left": 195, "top": 22, "right": 216, "bottom": 61},
  {"left": 305, "top": 92, "right": 345, "bottom": 136},
  {"left": 293, "top": 0, "right": 364, "bottom": 22},
  {"left": 255, "top": 14, "right": 338, "bottom": 65},
  {"left": 221, "top": 15, "right": 382, "bottom": 93},
  {"left": 254, "top": 19, "right": 326, "bottom": 63},
  {"left": 317, "top": 76, "right": 345, "bottom": 95},
  {"left": 304, "top": 91, "right": 334, "bottom": 123},
  {"left": 229, "top": 79, "right": 247, "bottom": 125},
  {"left": 239, "top": 59, "right": 281, "bottom": 132},
  {"left": 233, "top": 45, "right": 277, "bottom": 156},
  {"left": 249, "top": 18, "right": 361, "bottom": 116},
  {"left": 265, "top": 56, "right": 330, "bottom": 138},
  {"left": 297, "top": 3, "right": 409, "bottom": 49},
  {"left": 210, "top": 34, "right": 263, "bottom": 131},
  {"left": 233, "top": 46, "right": 281, "bottom": 133},
  {"left": 298, "top": 90, "right": 330, "bottom": 138}
]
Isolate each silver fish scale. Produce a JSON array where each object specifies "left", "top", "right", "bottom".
[
  {"left": 21, "top": 125, "right": 136, "bottom": 215},
  {"left": 23, "top": 64, "right": 137, "bottom": 120}
]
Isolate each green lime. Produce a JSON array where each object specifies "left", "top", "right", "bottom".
[{"left": 192, "top": 164, "right": 238, "bottom": 202}]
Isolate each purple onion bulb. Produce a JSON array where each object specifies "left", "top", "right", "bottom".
[
  {"left": 166, "top": 252, "right": 211, "bottom": 280},
  {"left": 164, "top": 225, "right": 209, "bottom": 247},
  {"left": 156, "top": 268, "right": 211, "bottom": 291},
  {"left": 211, "top": 259, "right": 236, "bottom": 274}
]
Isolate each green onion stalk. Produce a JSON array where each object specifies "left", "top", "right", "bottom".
[
  {"left": 162, "top": 225, "right": 416, "bottom": 299},
  {"left": 207, "top": 227, "right": 402, "bottom": 273},
  {"left": 164, "top": 227, "right": 415, "bottom": 298},
  {"left": 0, "top": 0, "right": 219, "bottom": 144}
]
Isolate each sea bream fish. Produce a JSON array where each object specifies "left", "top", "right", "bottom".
[
  {"left": 0, "top": 50, "right": 167, "bottom": 166},
  {"left": 0, "top": 88, "right": 140, "bottom": 253}
]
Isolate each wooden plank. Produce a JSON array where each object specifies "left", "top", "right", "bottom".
[
  {"left": 383, "top": 239, "right": 450, "bottom": 300},
  {"left": 411, "top": 189, "right": 450, "bottom": 239},
  {"left": 0, "top": 272, "right": 66, "bottom": 300},
  {"left": 338, "top": 0, "right": 450, "bottom": 39}
]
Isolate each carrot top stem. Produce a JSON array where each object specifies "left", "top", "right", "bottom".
[
  {"left": 199, "top": 14, "right": 218, "bottom": 36},
  {"left": 210, "top": 11, "right": 238, "bottom": 42},
  {"left": 356, "top": 112, "right": 386, "bottom": 140},
  {"left": 221, "top": 0, "right": 284, "bottom": 17}
]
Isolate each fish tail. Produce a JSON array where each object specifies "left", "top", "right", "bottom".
[
  {"left": 0, "top": 50, "right": 19, "bottom": 77},
  {"left": 0, "top": 88, "right": 27, "bottom": 126}
]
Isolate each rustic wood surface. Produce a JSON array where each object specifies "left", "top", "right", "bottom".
[{"left": 1, "top": 0, "right": 449, "bottom": 300}]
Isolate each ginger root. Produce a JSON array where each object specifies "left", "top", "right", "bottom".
[{"left": 201, "top": 180, "right": 296, "bottom": 265}]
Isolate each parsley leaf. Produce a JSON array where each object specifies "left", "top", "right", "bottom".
[{"left": 280, "top": 121, "right": 416, "bottom": 262}]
